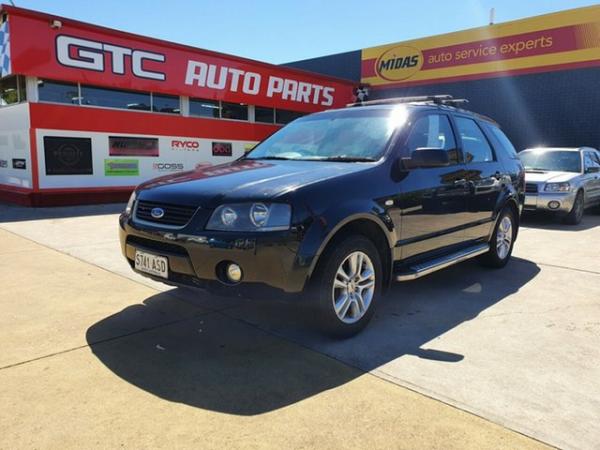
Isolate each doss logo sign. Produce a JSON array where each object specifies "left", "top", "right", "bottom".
[{"left": 375, "top": 45, "right": 423, "bottom": 81}]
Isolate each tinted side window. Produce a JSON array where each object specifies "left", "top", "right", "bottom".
[
  {"left": 584, "top": 152, "right": 600, "bottom": 170},
  {"left": 592, "top": 152, "right": 600, "bottom": 165},
  {"left": 405, "top": 114, "right": 458, "bottom": 164},
  {"left": 485, "top": 124, "right": 518, "bottom": 159},
  {"left": 455, "top": 117, "right": 494, "bottom": 163}
]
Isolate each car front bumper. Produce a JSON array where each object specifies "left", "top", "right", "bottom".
[
  {"left": 119, "top": 213, "right": 310, "bottom": 295},
  {"left": 524, "top": 191, "right": 576, "bottom": 213}
]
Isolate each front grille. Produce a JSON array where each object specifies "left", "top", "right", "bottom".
[
  {"left": 134, "top": 200, "right": 197, "bottom": 227},
  {"left": 525, "top": 183, "right": 538, "bottom": 194},
  {"left": 126, "top": 235, "right": 188, "bottom": 257}
]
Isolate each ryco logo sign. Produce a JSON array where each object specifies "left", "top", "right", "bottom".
[
  {"left": 375, "top": 45, "right": 422, "bottom": 81},
  {"left": 56, "top": 35, "right": 166, "bottom": 81},
  {"left": 171, "top": 140, "right": 200, "bottom": 151}
]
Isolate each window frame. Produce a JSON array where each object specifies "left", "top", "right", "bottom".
[
  {"left": 0, "top": 75, "right": 27, "bottom": 107},
  {"left": 452, "top": 114, "right": 497, "bottom": 164},
  {"left": 583, "top": 151, "right": 600, "bottom": 171},
  {"left": 400, "top": 111, "right": 462, "bottom": 165},
  {"left": 482, "top": 122, "right": 519, "bottom": 160}
]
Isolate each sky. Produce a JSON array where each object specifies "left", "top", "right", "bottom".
[{"left": 7, "top": 0, "right": 599, "bottom": 64}]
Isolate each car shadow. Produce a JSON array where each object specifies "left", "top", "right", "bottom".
[
  {"left": 0, "top": 202, "right": 125, "bottom": 223},
  {"left": 521, "top": 211, "right": 600, "bottom": 231},
  {"left": 86, "top": 256, "right": 540, "bottom": 416}
]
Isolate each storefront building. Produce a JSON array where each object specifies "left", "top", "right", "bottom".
[
  {"left": 0, "top": 5, "right": 356, "bottom": 205},
  {"left": 287, "top": 5, "right": 600, "bottom": 152}
]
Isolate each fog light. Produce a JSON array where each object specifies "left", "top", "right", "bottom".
[
  {"left": 548, "top": 201, "right": 560, "bottom": 210},
  {"left": 226, "top": 263, "right": 242, "bottom": 283}
]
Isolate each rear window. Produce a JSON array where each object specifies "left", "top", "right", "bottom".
[{"left": 485, "top": 124, "right": 518, "bottom": 159}]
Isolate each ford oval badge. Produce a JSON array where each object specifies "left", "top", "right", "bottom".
[{"left": 151, "top": 207, "right": 165, "bottom": 219}]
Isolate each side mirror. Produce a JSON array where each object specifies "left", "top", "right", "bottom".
[
  {"left": 401, "top": 147, "right": 450, "bottom": 169},
  {"left": 586, "top": 166, "right": 600, "bottom": 174}
]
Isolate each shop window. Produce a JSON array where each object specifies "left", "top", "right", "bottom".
[
  {"left": 189, "top": 98, "right": 221, "bottom": 118},
  {"left": 276, "top": 109, "right": 304, "bottom": 125},
  {"left": 221, "top": 101, "right": 248, "bottom": 121},
  {"left": 152, "top": 93, "right": 180, "bottom": 114},
  {"left": 80, "top": 85, "right": 151, "bottom": 111},
  {"left": 255, "top": 106, "right": 275, "bottom": 124},
  {"left": 38, "top": 79, "right": 79, "bottom": 104},
  {"left": 0, "top": 75, "right": 26, "bottom": 106}
]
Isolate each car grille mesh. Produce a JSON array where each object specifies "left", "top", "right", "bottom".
[
  {"left": 134, "top": 200, "right": 197, "bottom": 226},
  {"left": 525, "top": 183, "right": 538, "bottom": 194}
]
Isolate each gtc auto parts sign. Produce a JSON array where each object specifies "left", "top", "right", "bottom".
[
  {"left": 7, "top": 10, "right": 354, "bottom": 112},
  {"left": 362, "top": 5, "right": 600, "bottom": 87}
]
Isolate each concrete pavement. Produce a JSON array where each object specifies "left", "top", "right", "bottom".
[
  {"left": 1, "top": 202, "right": 600, "bottom": 448},
  {"left": 0, "top": 228, "right": 544, "bottom": 449}
]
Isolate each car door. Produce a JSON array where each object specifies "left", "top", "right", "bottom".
[
  {"left": 583, "top": 150, "right": 600, "bottom": 206},
  {"left": 452, "top": 115, "right": 506, "bottom": 241},
  {"left": 395, "top": 112, "right": 471, "bottom": 259}
]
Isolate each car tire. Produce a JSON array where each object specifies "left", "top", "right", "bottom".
[
  {"left": 480, "top": 206, "right": 517, "bottom": 268},
  {"left": 309, "top": 234, "right": 382, "bottom": 338},
  {"left": 564, "top": 190, "right": 584, "bottom": 225}
]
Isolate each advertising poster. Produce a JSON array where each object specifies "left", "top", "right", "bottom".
[
  {"left": 109, "top": 136, "right": 159, "bottom": 157},
  {"left": 212, "top": 142, "right": 233, "bottom": 157},
  {"left": 44, "top": 136, "right": 93, "bottom": 175},
  {"left": 104, "top": 159, "right": 140, "bottom": 176}
]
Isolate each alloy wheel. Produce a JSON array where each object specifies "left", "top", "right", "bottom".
[
  {"left": 332, "top": 251, "right": 376, "bottom": 324},
  {"left": 496, "top": 215, "right": 513, "bottom": 260}
]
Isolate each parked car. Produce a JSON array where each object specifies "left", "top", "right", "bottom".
[
  {"left": 119, "top": 95, "right": 524, "bottom": 337},
  {"left": 519, "top": 147, "right": 600, "bottom": 224}
]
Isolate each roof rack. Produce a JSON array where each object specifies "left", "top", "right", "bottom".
[{"left": 346, "top": 94, "right": 469, "bottom": 108}]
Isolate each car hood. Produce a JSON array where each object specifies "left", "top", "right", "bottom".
[
  {"left": 137, "top": 159, "right": 374, "bottom": 207},
  {"left": 525, "top": 170, "right": 579, "bottom": 184}
]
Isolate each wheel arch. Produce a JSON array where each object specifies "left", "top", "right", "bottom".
[
  {"left": 307, "top": 214, "right": 394, "bottom": 291},
  {"left": 489, "top": 195, "right": 521, "bottom": 241}
]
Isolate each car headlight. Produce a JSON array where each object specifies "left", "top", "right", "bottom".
[
  {"left": 125, "top": 190, "right": 136, "bottom": 214},
  {"left": 206, "top": 203, "right": 291, "bottom": 231},
  {"left": 544, "top": 182, "right": 570, "bottom": 192}
]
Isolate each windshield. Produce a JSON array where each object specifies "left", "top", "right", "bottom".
[
  {"left": 246, "top": 107, "right": 408, "bottom": 161},
  {"left": 519, "top": 150, "right": 582, "bottom": 173}
]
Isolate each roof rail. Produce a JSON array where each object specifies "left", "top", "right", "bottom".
[{"left": 346, "top": 94, "right": 469, "bottom": 108}]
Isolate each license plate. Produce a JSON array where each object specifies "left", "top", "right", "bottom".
[
  {"left": 135, "top": 250, "right": 168, "bottom": 279},
  {"left": 525, "top": 195, "right": 537, "bottom": 207}
]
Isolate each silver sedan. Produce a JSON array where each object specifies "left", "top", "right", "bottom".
[{"left": 519, "top": 147, "right": 600, "bottom": 225}]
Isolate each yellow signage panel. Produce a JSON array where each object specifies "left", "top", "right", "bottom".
[{"left": 361, "top": 6, "right": 600, "bottom": 87}]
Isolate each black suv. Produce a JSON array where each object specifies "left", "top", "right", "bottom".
[{"left": 119, "top": 95, "right": 524, "bottom": 336}]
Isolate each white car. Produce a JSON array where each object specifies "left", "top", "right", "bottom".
[{"left": 519, "top": 147, "right": 600, "bottom": 224}]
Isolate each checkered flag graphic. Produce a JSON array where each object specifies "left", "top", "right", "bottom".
[{"left": 0, "top": 20, "right": 11, "bottom": 78}]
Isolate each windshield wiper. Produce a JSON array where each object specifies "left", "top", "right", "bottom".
[
  {"left": 247, "top": 156, "right": 296, "bottom": 161},
  {"left": 313, "top": 156, "right": 377, "bottom": 162}
]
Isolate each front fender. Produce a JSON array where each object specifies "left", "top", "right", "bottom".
[{"left": 295, "top": 199, "right": 396, "bottom": 278}]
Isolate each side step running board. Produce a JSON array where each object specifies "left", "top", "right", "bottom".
[{"left": 395, "top": 243, "right": 490, "bottom": 281}]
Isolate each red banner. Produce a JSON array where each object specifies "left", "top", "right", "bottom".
[
  {"left": 6, "top": 7, "right": 355, "bottom": 113},
  {"left": 421, "top": 25, "right": 580, "bottom": 70}
]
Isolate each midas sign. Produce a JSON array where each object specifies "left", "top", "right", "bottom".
[
  {"left": 362, "top": 5, "right": 600, "bottom": 87},
  {"left": 376, "top": 46, "right": 422, "bottom": 81}
]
